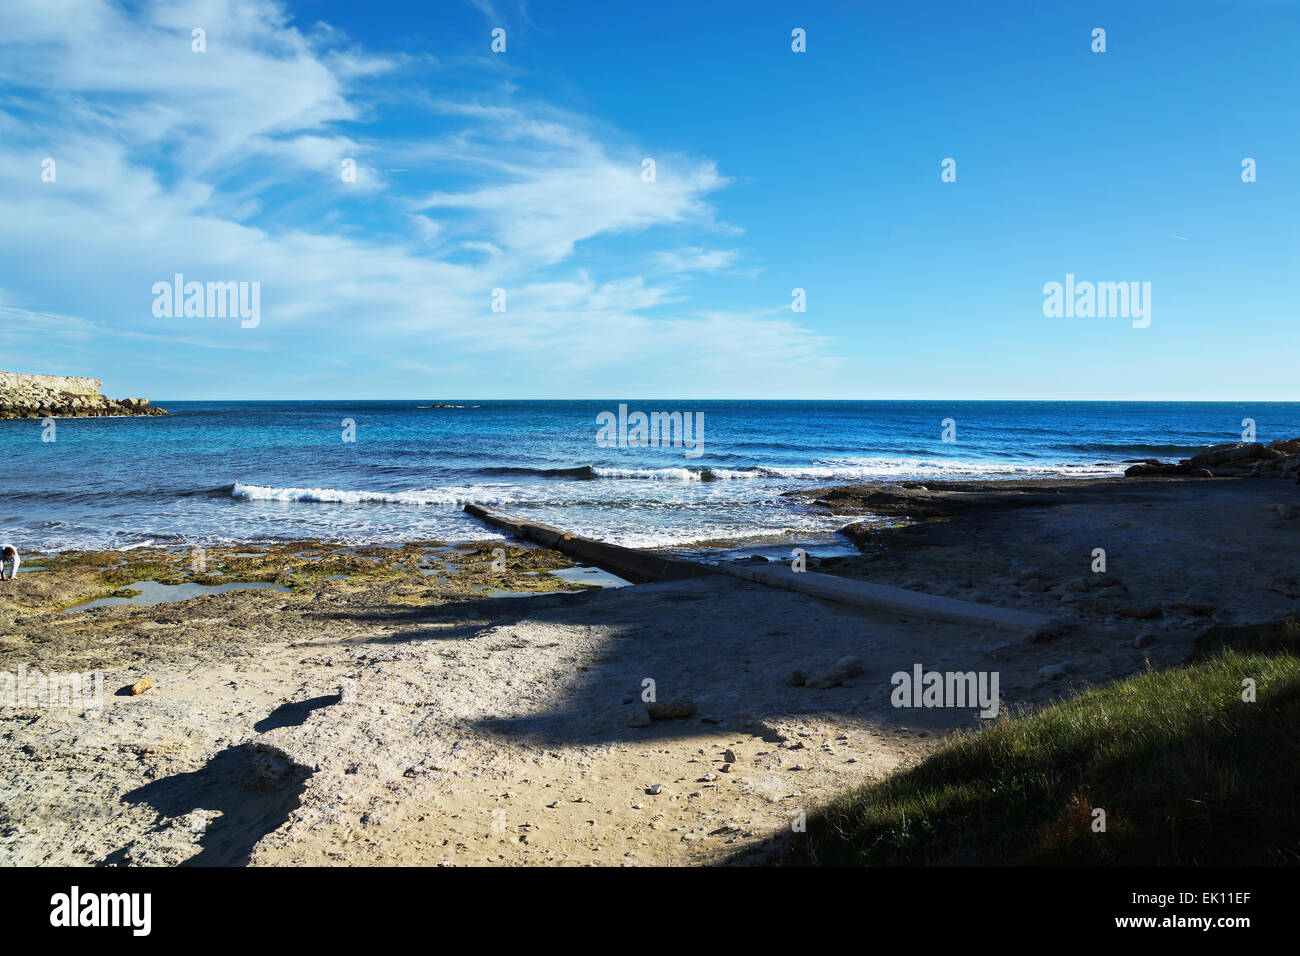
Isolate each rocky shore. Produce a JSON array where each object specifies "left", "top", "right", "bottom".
[
  {"left": 1122, "top": 436, "right": 1300, "bottom": 479},
  {"left": 0, "top": 371, "right": 167, "bottom": 421}
]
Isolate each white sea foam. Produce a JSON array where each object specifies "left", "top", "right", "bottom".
[
  {"left": 231, "top": 482, "right": 522, "bottom": 506},
  {"left": 592, "top": 458, "right": 1120, "bottom": 482},
  {"left": 753, "top": 457, "right": 1122, "bottom": 481},
  {"left": 590, "top": 466, "right": 711, "bottom": 480}
]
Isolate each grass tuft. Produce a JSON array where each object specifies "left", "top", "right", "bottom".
[{"left": 772, "top": 618, "right": 1300, "bottom": 866}]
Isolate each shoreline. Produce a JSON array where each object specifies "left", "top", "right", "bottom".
[
  {"left": 0, "top": 466, "right": 1176, "bottom": 558},
  {"left": 2, "top": 470, "right": 1298, "bottom": 865}
]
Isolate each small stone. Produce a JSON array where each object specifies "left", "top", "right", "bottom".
[
  {"left": 723, "top": 748, "right": 738, "bottom": 763},
  {"left": 804, "top": 673, "right": 843, "bottom": 689},
  {"left": 1269, "top": 577, "right": 1300, "bottom": 598},
  {"left": 834, "top": 656, "right": 864, "bottom": 678},
  {"left": 1038, "top": 662, "right": 1070, "bottom": 680},
  {"left": 130, "top": 677, "right": 153, "bottom": 696},
  {"left": 646, "top": 698, "right": 697, "bottom": 720},
  {"left": 1119, "top": 603, "right": 1163, "bottom": 620},
  {"left": 625, "top": 708, "right": 652, "bottom": 728},
  {"left": 646, "top": 784, "right": 663, "bottom": 795},
  {"left": 1174, "top": 592, "right": 1216, "bottom": 615},
  {"left": 719, "top": 764, "right": 732, "bottom": 773}
]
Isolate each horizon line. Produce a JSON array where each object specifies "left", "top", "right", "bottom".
[{"left": 140, "top": 397, "right": 1300, "bottom": 404}]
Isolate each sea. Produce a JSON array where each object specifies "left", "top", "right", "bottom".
[{"left": 1, "top": 400, "right": 1295, "bottom": 557}]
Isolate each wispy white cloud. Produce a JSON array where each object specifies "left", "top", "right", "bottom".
[{"left": 0, "top": 0, "right": 836, "bottom": 396}]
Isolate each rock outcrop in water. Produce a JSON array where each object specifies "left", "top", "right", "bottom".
[
  {"left": 0, "top": 371, "right": 167, "bottom": 420},
  {"left": 1123, "top": 438, "right": 1300, "bottom": 479}
]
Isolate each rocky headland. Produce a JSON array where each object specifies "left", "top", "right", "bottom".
[{"left": 0, "top": 371, "right": 167, "bottom": 420}]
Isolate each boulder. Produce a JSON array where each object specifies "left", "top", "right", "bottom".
[{"left": 1188, "top": 442, "right": 1265, "bottom": 468}]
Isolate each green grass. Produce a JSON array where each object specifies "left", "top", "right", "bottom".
[{"left": 772, "top": 618, "right": 1300, "bottom": 866}]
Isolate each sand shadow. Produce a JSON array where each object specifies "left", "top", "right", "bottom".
[
  {"left": 103, "top": 742, "right": 309, "bottom": 867},
  {"left": 313, "top": 590, "right": 607, "bottom": 647},
  {"left": 255, "top": 692, "right": 342, "bottom": 732},
  {"left": 375, "top": 577, "right": 967, "bottom": 749}
]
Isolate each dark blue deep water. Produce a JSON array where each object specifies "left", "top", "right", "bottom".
[{"left": 1, "top": 400, "right": 1296, "bottom": 553}]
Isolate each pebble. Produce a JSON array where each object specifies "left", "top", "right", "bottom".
[
  {"left": 834, "top": 657, "right": 864, "bottom": 678},
  {"left": 804, "top": 674, "right": 842, "bottom": 689},
  {"left": 646, "top": 698, "right": 697, "bottom": 720},
  {"left": 1268, "top": 577, "right": 1300, "bottom": 598}
]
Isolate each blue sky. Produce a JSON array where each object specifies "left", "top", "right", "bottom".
[{"left": 1, "top": 0, "right": 1297, "bottom": 400}]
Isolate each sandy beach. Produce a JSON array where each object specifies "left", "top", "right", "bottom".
[{"left": 2, "top": 473, "right": 1297, "bottom": 867}]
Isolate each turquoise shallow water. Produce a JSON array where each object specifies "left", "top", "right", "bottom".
[{"left": 1, "top": 400, "right": 1295, "bottom": 553}]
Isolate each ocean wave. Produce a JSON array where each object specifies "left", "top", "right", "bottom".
[
  {"left": 496, "top": 457, "right": 1123, "bottom": 483},
  {"left": 593, "top": 459, "right": 1122, "bottom": 481},
  {"left": 230, "top": 481, "right": 521, "bottom": 506},
  {"left": 762, "top": 457, "right": 1123, "bottom": 480},
  {"left": 476, "top": 465, "right": 598, "bottom": 479},
  {"left": 590, "top": 466, "right": 766, "bottom": 481},
  {"left": 230, "top": 456, "right": 1123, "bottom": 502}
]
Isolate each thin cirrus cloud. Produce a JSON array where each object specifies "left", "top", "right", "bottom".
[{"left": 0, "top": 0, "right": 834, "bottom": 396}]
